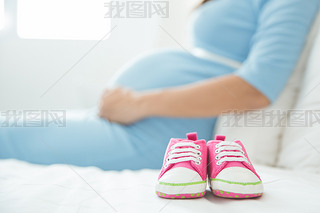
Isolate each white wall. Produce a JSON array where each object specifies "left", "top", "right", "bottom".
[{"left": 0, "top": 0, "right": 200, "bottom": 110}]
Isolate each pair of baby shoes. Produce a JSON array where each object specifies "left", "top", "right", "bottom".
[{"left": 155, "top": 132, "right": 263, "bottom": 199}]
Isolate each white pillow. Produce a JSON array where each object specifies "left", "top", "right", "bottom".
[
  {"left": 277, "top": 21, "right": 320, "bottom": 174},
  {"left": 214, "top": 11, "right": 320, "bottom": 167},
  {"left": 214, "top": 73, "right": 299, "bottom": 166}
]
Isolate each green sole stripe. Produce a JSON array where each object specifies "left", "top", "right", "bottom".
[
  {"left": 158, "top": 180, "right": 206, "bottom": 186},
  {"left": 211, "top": 178, "right": 262, "bottom": 186}
]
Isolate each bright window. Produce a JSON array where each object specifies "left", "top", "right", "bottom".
[
  {"left": 17, "top": 0, "right": 111, "bottom": 40},
  {"left": 0, "top": 0, "right": 4, "bottom": 30}
]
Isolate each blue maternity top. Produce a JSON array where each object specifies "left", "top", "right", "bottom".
[{"left": 190, "top": 0, "right": 319, "bottom": 102}]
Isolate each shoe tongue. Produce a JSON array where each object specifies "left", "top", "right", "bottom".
[
  {"left": 215, "top": 135, "right": 226, "bottom": 141},
  {"left": 169, "top": 133, "right": 199, "bottom": 171},
  {"left": 170, "top": 161, "right": 196, "bottom": 171},
  {"left": 225, "top": 161, "right": 246, "bottom": 169},
  {"left": 186, "top": 132, "right": 197, "bottom": 141},
  {"left": 223, "top": 139, "right": 248, "bottom": 169}
]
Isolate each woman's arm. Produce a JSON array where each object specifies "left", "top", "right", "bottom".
[
  {"left": 99, "top": 75, "right": 270, "bottom": 124},
  {"left": 143, "top": 74, "right": 270, "bottom": 117}
]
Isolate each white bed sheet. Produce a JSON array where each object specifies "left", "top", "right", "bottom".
[{"left": 0, "top": 159, "right": 319, "bottom": 213}]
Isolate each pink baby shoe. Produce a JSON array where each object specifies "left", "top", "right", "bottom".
[
  {"left": 207, "top": 135, "right": 263, "bottom": 198},
  {"left": 156, "top": 132, "right": 207, "bottom": 199}
]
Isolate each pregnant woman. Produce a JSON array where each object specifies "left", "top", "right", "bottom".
[{"left": 1, "top": 0, "right": 319, "bottom": 170}]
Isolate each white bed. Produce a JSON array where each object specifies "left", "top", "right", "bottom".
[{"left": 1, "top": 159, "right": 320, "bottom": 213}]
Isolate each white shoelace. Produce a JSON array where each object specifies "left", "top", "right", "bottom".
[
  {"left": 215, "top": 141, "right": 250, "bottom": 166},
  {"left": 165, "top": 142, "right": 202, "bottom": 167}
]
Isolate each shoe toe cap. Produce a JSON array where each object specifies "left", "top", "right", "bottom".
[
  {"left": 159, "top": 167, "right": 203, "bottom": 183},
  {"left": 215, "top": 167, "right": 260, "bottom": 183}
]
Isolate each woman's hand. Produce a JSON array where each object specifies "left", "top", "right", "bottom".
[
  {"left": 98, "top": 87, "right": 148, "bottom": 125},
  {"left": 98, "top": 75, "right": 269, "bottom": 124}
]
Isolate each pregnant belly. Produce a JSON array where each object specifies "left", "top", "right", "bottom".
[{"left": 109, "top": 49, "right": 234, "bottom": 91}]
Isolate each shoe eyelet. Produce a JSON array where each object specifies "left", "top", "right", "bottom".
[
  {"left": 216, "top": 161, "right": 221, "bottom": 166},
  {"left": 215, "top": 144, "right": 220, "bottom": 148},
  {"left": 215, "top": 149, "right": 220, "bottom": 153},
  {"left": 197, "top": 156, "right": 202, "bottom": 161},
  {"left": 197, "top": 151, "right": 202, "bottom": 156},
  {"left": 170, "top": 146, "right": 175, "bottom": 150},
  {"left": 196, "top": 145, "right": 201, "bottom": 149},
  {"left": 166, "top": 158, "right": 170, "bottom": 162},
  {"left": 195, "top": 161, "right": 201, "bottom": 165},
  {"left": 215, "top": 156, "right": 220, "bottom": 160}
]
